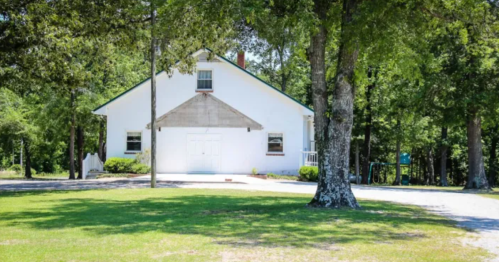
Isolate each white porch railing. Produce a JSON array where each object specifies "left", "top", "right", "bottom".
[
  {"left": 82, "top": 153, "right": 104, "bottom": 179},
  {"left": 301, "top": 151, "right": 318, "bottom": 167}
]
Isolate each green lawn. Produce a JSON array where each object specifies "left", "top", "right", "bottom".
[
  {"left": 0, "top": 172, "right": 67, "bottom": 180},
  {"left": 0, "top": 189, "right": 487, "bottom": 262},
  {"left": 372, "top": 185, "right": 499, "bottom": 201}
]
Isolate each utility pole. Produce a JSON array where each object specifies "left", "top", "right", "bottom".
[{"left": 150, "top": 1, "right": 157, "bottom": 188}]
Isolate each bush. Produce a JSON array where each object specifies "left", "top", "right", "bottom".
[
  {"left": 104, "top": 157, "right": 135, "bottom": 173},
  {"left": 299, "top": 166, "right": 319, "bottom": 182},
  {"left": 131, "top": 163, "right": 150, "bottom": 174},
  {"left": 252, "top": 168, "right": 258, "bottom": 175},
  {"left": 8, "top": 164, "right": 22, "bottom": 172},
  {"left": 8, "top": 164, "right": 36, "bottom": 175},
  {"left": 267, "top": 173, "right": 299, "bottom": 181}
]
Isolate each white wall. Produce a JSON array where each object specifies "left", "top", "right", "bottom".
[{"left": 101, "top": 53, "right": 313, "bottom": 175}]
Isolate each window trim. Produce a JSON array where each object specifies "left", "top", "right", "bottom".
[
  {"left": 267, "top": 132, "right": 284, "bottom": 155},
  {"left": 125, "top": 130, "right": 142, "bottom": 153},
  {"left": 196, "top": 69, "right": 214, "bottom": 91}
]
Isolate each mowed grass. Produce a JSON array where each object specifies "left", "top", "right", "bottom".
[
  {"left": 0, "top": 189, "right": 487, "bottom": 262},
  {"left": 0, "top": 172, "right": 67, "bottom": 180},
  {"left": 373, "top": 185, "right": 499, "bottom": 201}
]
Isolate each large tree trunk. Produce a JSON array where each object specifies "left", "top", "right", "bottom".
[
  {"left": 98, "top": 118, "right": 105, "bottom": 162},
  {"left": 23, "top": 140, "right": 32, "bottom": 179},
  {"left": 150, "top": 3, "right": 157, "bottom": 188},
  {"left": 361, "top": 69, "right": 374, "bottom": 184},
  {"left": 465, "top": 109, "right": 490, "bottom": 189},
  {"left": 393, "top": 120, "right": 401, "bottom": 185},
  {"left": 440, "top": 127, "right": 448, "bottom": 186},
  {"left": 69, "top": 91, "right": 76, "bottom": 180},
  {"left": 308, "top": 0, "right": 360, "bottom": 209},
  {"left": 427, "top": 147, "right": 434, "bottom": 185},
  {"left": 77, "top": 126, "right": 84, "bottom": 179}
]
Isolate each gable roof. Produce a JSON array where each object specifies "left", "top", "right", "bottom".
[
  {"left": 146, "top": 93, "right": 264, "bottom": 130},
  {"left": 93, "top": 49, "right": 313, "bottom": 113}
]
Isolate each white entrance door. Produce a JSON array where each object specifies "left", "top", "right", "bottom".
[{"left": 187, "top": 134, "right": 221, "bottom": 173}]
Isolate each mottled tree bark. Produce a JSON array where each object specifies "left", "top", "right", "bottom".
[
  {"left": 68, "top": 91, "right": 76, "bottom": 180},
  {"left": 77, "top": 126, "right": 84, "bottom": 179},
  {"left": 426, "top": 147, "right": 434, "bottom": 185},
  {"left": 361, "top": 69, "right": 374, "bottom": 184},
  {"left": 465, "top": 109, "right": 490, "bottom": 189},
  {"left": 23, "top": 140, "right": 32, "bottom": 179},
  {"left": 308, "top": 0, "right": 360, "bottom": 209},
  {"left": 440, "top": 127, "right": 448, "bottom": 186}
]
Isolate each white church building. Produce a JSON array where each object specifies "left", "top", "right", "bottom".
[{"left": 93, "top": 49, "right": 315, "bottom": 175}]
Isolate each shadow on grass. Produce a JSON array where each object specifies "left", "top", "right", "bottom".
[{"left": 0, "top": 191, "right": 460, "bottom": 249}]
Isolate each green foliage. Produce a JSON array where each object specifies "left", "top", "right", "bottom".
[
  {"left": 131, "top": 163, "right": 151, "bottom": 174},
  {"left": 298, "top": 166, "right": 319, "bottom": 182},
  {"left": 104, "top": 157, "right": 150, "bottom": 174},
  {"left": 104, "top": 158, "right": 135, "bottom": 174},
  {"left": 267, "top": 173, "right": 299, "bottom": 181},
  {"left": 8, "top": 164, "right": 21, "bottom": 172},
  {"left": 135, "top": 149, "right": 151, "bottom": 165},
  {"left": 8, "top": 164, "right": 36, "bottom": 175},
  {"left": 251, "top": 167, "right": 258, "bottom": 175}
]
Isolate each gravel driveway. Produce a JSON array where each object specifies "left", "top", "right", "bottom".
[{"left": 1, "top": 176, "right": 498, "bottom": 261}]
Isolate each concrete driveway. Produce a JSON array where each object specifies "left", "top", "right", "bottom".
[{"left": 1, "top": 174, "right": 498, "bottom": 261}]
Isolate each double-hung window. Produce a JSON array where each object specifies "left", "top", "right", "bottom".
[
  {"left": 126, "top": 132, "right": 142, "bottom": 152},
  {"left": 197, "top": 70, "right": 212, "bottom": 90},
  {"left": 268, "top": 133, "right": 284, "bottom": 153}
]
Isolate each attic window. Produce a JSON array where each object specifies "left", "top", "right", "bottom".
[{"left": 197, "top": 70, "right": 212, "bottom": 90}]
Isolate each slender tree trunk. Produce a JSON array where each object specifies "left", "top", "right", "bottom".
[
  {"left": 98, "top": 118, "right": 105, "bottom": 162},
  {"left": 449, "top": 151, "right": 453, "bottom": 185},
  {"left": 361, "top": 69, "right": 374, "bottom": 184},
  {"left": 410, "top": 148, "right": 414, "bottom": 183},
  {"left": 465, "top": 109, "right": 490, "bottom": 189},
  {"left": 308, "top": 0, "right": 360, "bottom": 208},
  {"left": 69, "top": 91, "right": 76, "bottom": 180},
  {"left": 427, "top": 146, "right": 434, "bottom": 185},
  {"left": 77, "top": 126, "right": 84, "bottom": 179},
  {"left": 440, "top": 127, "right": 448, "bottom": 186},
  {"left": 393, "top": 120, "right": 401, "bottom": 185},
  {"left": 23, "top": 140, "right": 32, "bottom": 179},
  {"left": 277, "top": 48, "right": 288, "bottom": 93},
  {"left": 487, "top": 126, "right": 498, "bottom": 188},
  {"left": 150, "top": 3, "right": 157, "bottom": 188},
  {"left": 355, "top": 141, "right": 360, "bottom": 184}
]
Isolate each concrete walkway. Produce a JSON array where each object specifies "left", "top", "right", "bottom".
[{"left": 1, "top": 174, "right": 498, "bottom": 261}]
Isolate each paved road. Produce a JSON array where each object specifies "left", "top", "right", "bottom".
[{"left": 1, "top": 176, "right": 498, "bottom": 261}]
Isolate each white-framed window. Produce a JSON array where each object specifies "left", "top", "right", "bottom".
[
  {"left": 197, "top": 70, "right": 212, "bottom": 90},
  {"left": 126, "top": 132, "right": 142, "bottom": 152},
  {"left": 268, "top": 133, "right": 284, "bottom": 153}
]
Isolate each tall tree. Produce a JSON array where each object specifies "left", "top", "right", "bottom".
[{"left": 307, "top": 0, "right": 360, "bottom": 208}]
